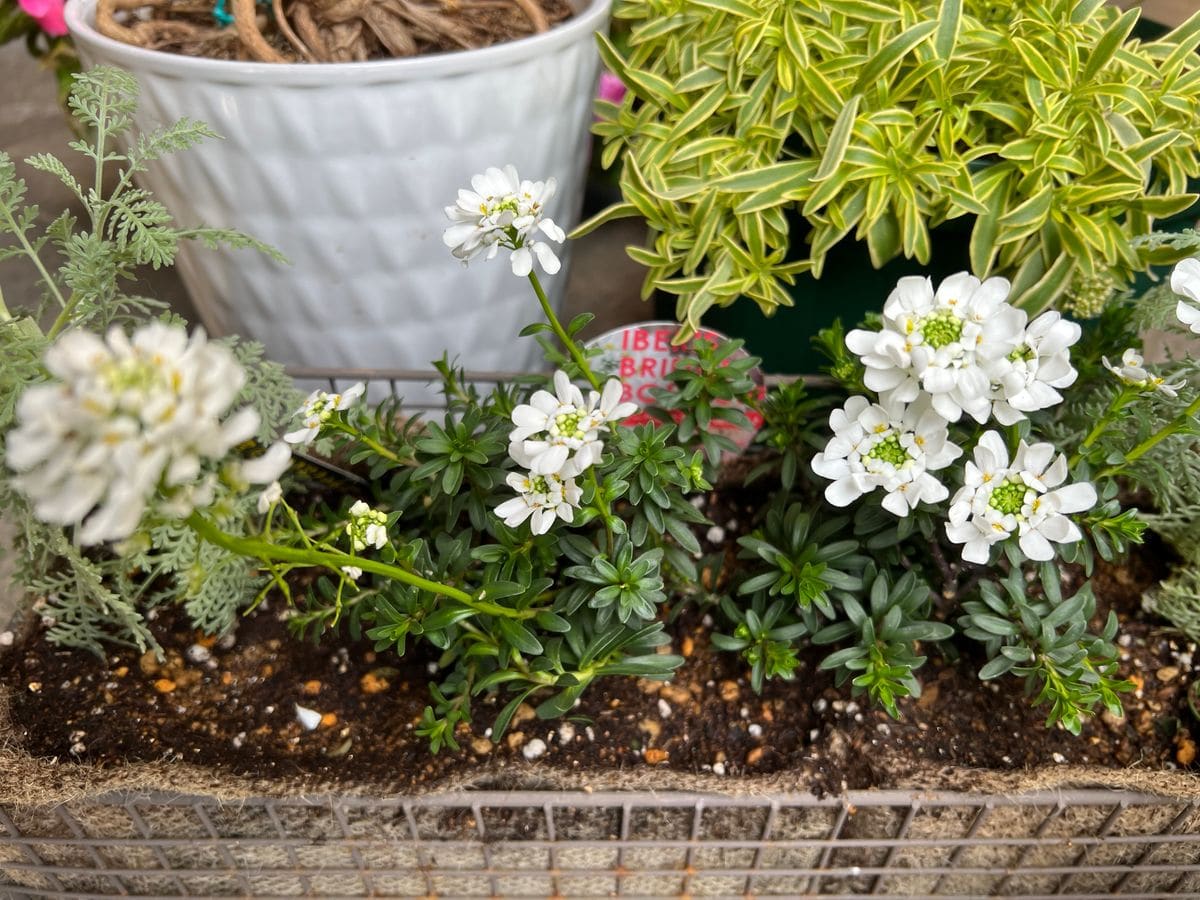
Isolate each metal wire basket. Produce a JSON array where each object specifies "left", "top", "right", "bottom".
[{"left": 2, "top": 788, "right": 1200, "bottom": 897}]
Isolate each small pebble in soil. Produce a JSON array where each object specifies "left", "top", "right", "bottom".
[
  {"left": 217, "top": 632, "right": 237, "bottom": 650},
  {"left": 748, "top": 723, "right": 763, "bottom": 739},
  {"left": 705, "top": 525, "right": 726, "bottom": 543},
  {"left": 26, "top": 681, "right": 41, "bottom": 693},
  {"left": 232, "top": 732, "right": 246, "bottom": 749},
  {"left": 186, "top": 644, "right": 211, "bottom": 664},
  {"left": 522, "top": 738, "right": 547, "bottom": 761},
  {"left": 585, "top": 726, "right": 595, "bottom": 743},
  {"left": 813, "top": 698, "right": 828, "bottom": 713},
  {"left": 557, "top": 722, "right": 576, "bottom": 744},
  {"left": 0, "top": 631, "right": 13, "bottom": 647},
  {"left": 657, "top": 698, "right": 672, "bottom": 719},
  {"left": 1052, "top": 752, "right": 1067, "bottom": 764},
  {"left": 471, "top": 737, "right": 492, "bottom": 755},
  {"left": 712, "top": 761, "right": 726, "bottom": 776},
  {"left": 295, "top": 704, "right": 322, "bottom": 731}
]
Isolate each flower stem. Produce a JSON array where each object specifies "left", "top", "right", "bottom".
[
  {"left": 589, "top": 468, "right": 614, "bottom": 556},
  {"left": 333, "top": 423, "right": 408, "bottom": 464},
  {"left": 1069, "top": 388, "right": 1136, "bottom": 467},
  {"left": 527, "top": 270, "right": 601, "bottom": 391},
  {"left": 185, "top": 511, "right": 536, "bottom": 620},
  {"left": 1096, "top": 393, "right": 1200, "bottom": 479},
  {"left": 0, "top": 204, "right": 69, "bottom": 318}
]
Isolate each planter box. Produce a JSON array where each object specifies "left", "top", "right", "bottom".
[{"left": 3, "top": 370, "right": 1199, "bottom": 898}]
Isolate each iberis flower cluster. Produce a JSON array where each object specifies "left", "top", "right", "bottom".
[
  {"left": 815, "top": 272, "right": 1098, "bottom": 563},
  {"left": 495, "top": 371, "right": 636, "bottom": 535},
  {"left": 442, "top": 165, "right": 566, "bottom": 277},
  {"left": 6, "top": 323, "right": 290, "bottom": 544}
]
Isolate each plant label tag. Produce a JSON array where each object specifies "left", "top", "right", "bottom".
[{"left": 585, "top": 321, "right": 765, "bottom": 452}]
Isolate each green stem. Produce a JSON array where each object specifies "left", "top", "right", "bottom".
[
  {"left": 527, "top": 270, "right": 601, "bottom": 391},
  {"left": 1096, "top": 393, "right": 1200, "bottom": 479},
  {"left": 0, "top": 205, "right": 69, "bottom": 317},
  {"left": 0, "top": 285, "right": 10, "bottom": 322},
  {"left": 185, "top": 511, "right": 536, "bottom": 620},
  {"left": 333, "top": 423, "right": 407, "bottom": 464},
  {"left": 1069, "top": 388, "right": 1136, "bottom": 467},
  {"left": 589, "top": 468, "right": 614, "bottom": 556}
]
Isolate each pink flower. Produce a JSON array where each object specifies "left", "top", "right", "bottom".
[
  {"left": 597, "top": 71, "right": 626, "bottom": 106},
  {"left": 19, "top": 0, "right": 67, "bottom": 36}
]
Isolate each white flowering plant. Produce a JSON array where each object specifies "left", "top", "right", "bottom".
[
  {"left": 714, "top": 265, "right": 1200, "bottom": 735},
  {"left": 8, "top": 67, "right": 1200, "bottom": 755}
]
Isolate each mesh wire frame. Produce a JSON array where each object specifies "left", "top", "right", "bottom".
[{"left": 1, "top": 789, "right": 1200, "bottom": 897}]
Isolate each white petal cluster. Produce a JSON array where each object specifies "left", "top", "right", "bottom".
[
  {"left": 7, "top": 323, "right": 287, "bottom": 545},
  {"left": 284, "top": 382, "right": 365, "bottom": 446},
  {"left": 345, "top": 500, "right": 388, "bottom": 552},
  {"left": 946, "top": 432, "right": 1097, "bottom": 564},
  {"left": 983, "top": 311, "right": 1081, "bottom": 426},
  {"left": 847, "top": 273, "right": 1024, "bottom": 423},
  {"left": 847, "top": 272, "right": 1082, "bottom": 428},
  {"left": 1172, "top": 257, "right": 1200, "bottom": 335},
  {"left": 495, "top": 371, "right": 637, "bottom": 535},
  {"left": 812, "top": 397, "right": 962, "bottom": 517},
  {"left": 509, "top": 371, "right": 637, "bottom": 475},
  {"left": 1102, "top": 349, "right": 1184, "bottom": 398},
  {"left": 443, "top": 165, "right": 566, "bottom": 277},
  {"left": 495, "top": 444, "right": 585, "bottom": 535}
]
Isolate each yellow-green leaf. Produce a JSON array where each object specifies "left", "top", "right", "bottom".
[
  {"left": 570, "top": 202, "right": 640, "bottom": 239},
  {"left": 852, "top": 21, "right": 939, "bottom": 93},
  {"left": 667, "top": 84, "right": 728, "bottom": 144},
  {"left": 813, "top": 94, "right": 861, "bottom": 182},
  {"left": 1081, "top": 8, "right": 1138, "bottom": 82},
  {"left": 934, "top": 0, "right": 962, "bottom": 60}
]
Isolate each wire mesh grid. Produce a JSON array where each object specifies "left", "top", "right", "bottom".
[{"left": 2, "top": 788, "right": 1200, "bottom": 897}]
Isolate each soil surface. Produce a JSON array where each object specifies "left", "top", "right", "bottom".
[{"left": 2, "top": 522, "right": 1196, "bottom": 797}]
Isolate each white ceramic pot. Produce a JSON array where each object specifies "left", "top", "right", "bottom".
[{"left": 64, "top": 0, "right": 608, "bottom": 376}]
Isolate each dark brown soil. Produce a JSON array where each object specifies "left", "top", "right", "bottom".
[{"left": 2, "top": 531, "right": 1195, "bottom": 796}]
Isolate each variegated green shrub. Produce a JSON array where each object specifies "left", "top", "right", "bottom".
[{"left": 583, "top": 0, "right": 1200, "bottom": 333}]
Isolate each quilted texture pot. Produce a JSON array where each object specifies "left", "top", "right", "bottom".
[{"left": 64, "top": 0, "right": 609, "bottom": 375}]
